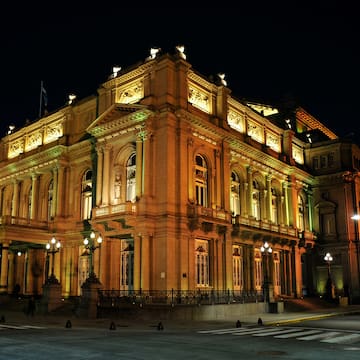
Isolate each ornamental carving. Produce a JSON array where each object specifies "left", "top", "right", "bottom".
[
  {"left": 247, "top": 121, "right": 264, "bottom": 143},
  {"left": 44, "top": 122, "right": 63, "bottom": 143},
  {"left": 188, "top": 86, "right": 210, "bottom": 113},
  {"left": 117, "top": 81, "right": 144, "bottom": 104},
  {"left": 25, "top": 131, "right": 42, "bottom": 152},
  {"left": 8, "top": 139, "right": 25, "bottom": 158},
  {"left": 292, "top": 144, "right": 304, "bottom": 164},
  {"left": 266, "top": 132, "right": 280, "bottom": 153},
  {"left": 227, "top": 109, "right": 244, "bottom": 132}
]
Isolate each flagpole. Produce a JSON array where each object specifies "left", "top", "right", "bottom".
[{"left": 39, "top": 80, "right": 43, "bottom": 118}]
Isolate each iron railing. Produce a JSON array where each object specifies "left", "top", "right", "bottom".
[{"left": 97, "top": 289, "right": 263, "bottom": 308}]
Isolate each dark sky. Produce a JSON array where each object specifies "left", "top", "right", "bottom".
[{"left": 1, "top": 3, "right": 359, "bottom": 139}]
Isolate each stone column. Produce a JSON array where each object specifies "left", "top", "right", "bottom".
[
  {"left": 96, "top": 145, "right": 103, "bottom": 206},
  {"left": 102, "top": 145, "right": 111, "bottom": 206},
  {"left": 0, "top": 244, "right": 9, "bottom": 294},
  {"left": 247, "top": 167, "right": 253, "bottom": 217}
]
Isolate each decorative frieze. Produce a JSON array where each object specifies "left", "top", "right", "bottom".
[{"left": 188, "top": 85, "right": 210, "bottom": 113}]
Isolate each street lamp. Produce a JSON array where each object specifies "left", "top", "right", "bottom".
[
  {"left": 45, "top": 236, "right": 61, "bottom": 284},
  {"left": 351, "top": 214, "right": 360, "bottom": 300},
  {"left": 324, "top": 252, "right": 334, "bottom": 300},
  {"left": 83, "top": 231, "right": 102, "bottom": 283},
  {"left": 260, "top": 241, "right": 273, "bottom": 303}
]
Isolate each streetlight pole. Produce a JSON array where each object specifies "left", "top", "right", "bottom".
[
  {"left": 324, "top": 252, "right": 333, "bottom": 301},
  {"left": 351, "top": 214, "right": 360, "bottom": 301},
  {"left": 260, "top": 241, "right": 272, "bottom": 304},
  {"left": 83, "top": 231, "right": 102, "bottom": 283},
  {"left": 45, "top": 236, "right": 61, "bottom": 284}
]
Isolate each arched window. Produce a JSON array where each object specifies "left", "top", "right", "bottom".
[
  {"left": 195, "top": 155, "right": 208, "bottom": 207},
  {"left": 252, "top": 180, "right": 261, "bottom": 220},
  {"left": 48, "top": 179, "right": 54, "bottom": 221},
  {"left": 297, "top": 195, "right": 305, "bottom": 231},
  {"left": 195, "top": 240, "right": 209, "bottom": 287},
  {"left": 126, "top": 154, "right": 136, "bottom": 202},
  {"left": 271, "top": 187, "right": 278, "bottom": 224},
  {"left": 81, "top": 170, "right": 93, "bottom": 220},
  {"left": 230, "top": 171, "right": 241, "bottom": 216}
]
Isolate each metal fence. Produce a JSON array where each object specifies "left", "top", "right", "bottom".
[{"left": 97, "top": 289, "right": 263, "bottom": 308}]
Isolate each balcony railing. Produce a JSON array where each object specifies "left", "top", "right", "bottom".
[
  {"left": 0, "top": 215, "right": 48, "bottom": 228},
  {"left": 94, "top": 202, "right": 137, "bottom": 217}
]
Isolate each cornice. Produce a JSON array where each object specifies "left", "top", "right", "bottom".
[{"left": 0, "top": 146, "right": 67, "bottom": 183}]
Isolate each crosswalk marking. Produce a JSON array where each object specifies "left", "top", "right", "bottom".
[
  {"left": 321, "top": 333, "right": 360, "bottom": 344},
  {"left": 297, "top": 331, "right": 341, "bottom": 341},
  {"left": 274, "top": 329, "right": 322, "bottom": 339},
  {"left": 197, "top": 326, "right": 360, "bottom": 345},
  {"left": 252, "top": 328, "right": 304, "bottom": 337},
  {"left": 0, "top": 324, "right": 46, "bottom": 330}
]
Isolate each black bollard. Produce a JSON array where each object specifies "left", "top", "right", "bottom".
[
  {"left": 109, "top": 321, "right": 116, "bottom": 330},
  {"left": 0, "top": 315, "right": 5, "bottom": 323},
  {"left": 157, "top": 321, "right": 164, "bottom": 330},
  {"left": 236, "top": 320, "right": 241, "bottom": 328},
  {"left": 257, "top": 317, "right": 263, "bottom": 326},
  {"left": 65, "top": 320, "right": 72, "bottom": 328}
]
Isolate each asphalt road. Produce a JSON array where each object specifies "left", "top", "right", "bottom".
[{"left": 1, "top": 316, "right": 360, "bottom": 359}]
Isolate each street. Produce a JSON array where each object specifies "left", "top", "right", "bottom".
[{"left": 1, "top": 315, "right": 360, "bottom": 359}]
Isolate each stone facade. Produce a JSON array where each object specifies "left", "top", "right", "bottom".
[{"left": 0, "top": 48, "right": 359, "bottom": 304}]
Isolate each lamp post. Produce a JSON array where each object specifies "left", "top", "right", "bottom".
[
  {"left": 45, "top": 236, "right": 61, "bottom": 284},
  {"left": 324, "top": 252, "right": 334, "bottom": 300},
  {"left": 351, "top": 214, "right": 360, "bottom": 300},
  {"left": 260, "top": 241, "right": 272, "bottom": 303},
  {"left": 83, "top": 231, "right": 102, "bottom": 283}
]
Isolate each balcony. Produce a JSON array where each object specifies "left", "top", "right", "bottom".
[{"left": 94, "top": 202, "right": 137, "bottom": 218}]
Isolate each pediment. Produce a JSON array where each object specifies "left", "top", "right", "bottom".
[{"left": 87, "top": 103, "right": 153, "bottom": 138}]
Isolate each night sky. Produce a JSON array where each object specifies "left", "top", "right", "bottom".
[{"left": 1, "top": 3, "right": 359, "bottom": 140}]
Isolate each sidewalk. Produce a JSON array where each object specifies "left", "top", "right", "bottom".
[{"left": 1, "top": 301, "right": 360, "bottom": 331}]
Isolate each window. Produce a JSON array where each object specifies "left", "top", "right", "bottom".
[
  {"left": 252, "top": 180, "right": 261, "bottom": 220},
  {"left": 271, "top": 188, "right": 278, "bottom": 224},
  {"left": 297, "top": 195, "right": 305, "bottom": 231},
  {"left": 254, "top": 250, "right": 262, "bottom": 290},
  {"left": 313, "top": 157, "right": 319, "bottom": 169},
  {"left": 195, "top": 240, "right": 209, "bottom": 287},
  {"left": 195, "top": 155, "right": 208, "bottom": 207},
  {"left": 320, "top": 155, "right": 327, "bottom": 168},
  {"left": 27, "top": 186, "right": 32, "bottom": 221},
  {"left": 233, "top": 245, "right": 243, "bottom": 290},
  {"left": 230, "top": 171, "right": 241, "bottom": 216},
  {"left": 48, "top": 179, "right": 54, "bottom": 221},
  {"left": 328, "top": 153, "right": 335, "bottom": 167},
  {"left": 120, "top": 240, "right": 134, "bottom": 290},
  {"left": 273, "top": 252, "right": 281, "bottom": 287},
  {"left": 126, "top": 154, "right": 136, "bottom": 202},
  {"left": 81, "top": 170, "right": 93, "bottom": 220}
]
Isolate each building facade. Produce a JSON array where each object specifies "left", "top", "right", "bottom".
[{"left": 1, "top": 47, "right": 359, "bottom": 304}]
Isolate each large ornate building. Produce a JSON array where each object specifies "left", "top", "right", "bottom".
[{"left": 1, "top": 47, "right": 359, "bottom": 305}]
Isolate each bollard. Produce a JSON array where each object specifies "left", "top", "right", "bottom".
[
  {"left": 65, "top": 320, "right": 72, "bottom": 328},
  {"left": 157, "top": 321, "right": 164, "bottom": 330},
  {"left": 257, "top": 317, "right": 263, "bottom": 326},
  {"left": 109, "top": 321, "right": 116, "bottom": 330},
  {"left": 236, "top": 320, "right": 241, "bottom": 328},
  {"left": 0, "top": 315, "right": 5, "bottom": 323}
]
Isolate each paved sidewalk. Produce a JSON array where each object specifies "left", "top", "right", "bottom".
[{"left": 1, "top": 302, "right": 360, "bottom": 331}]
